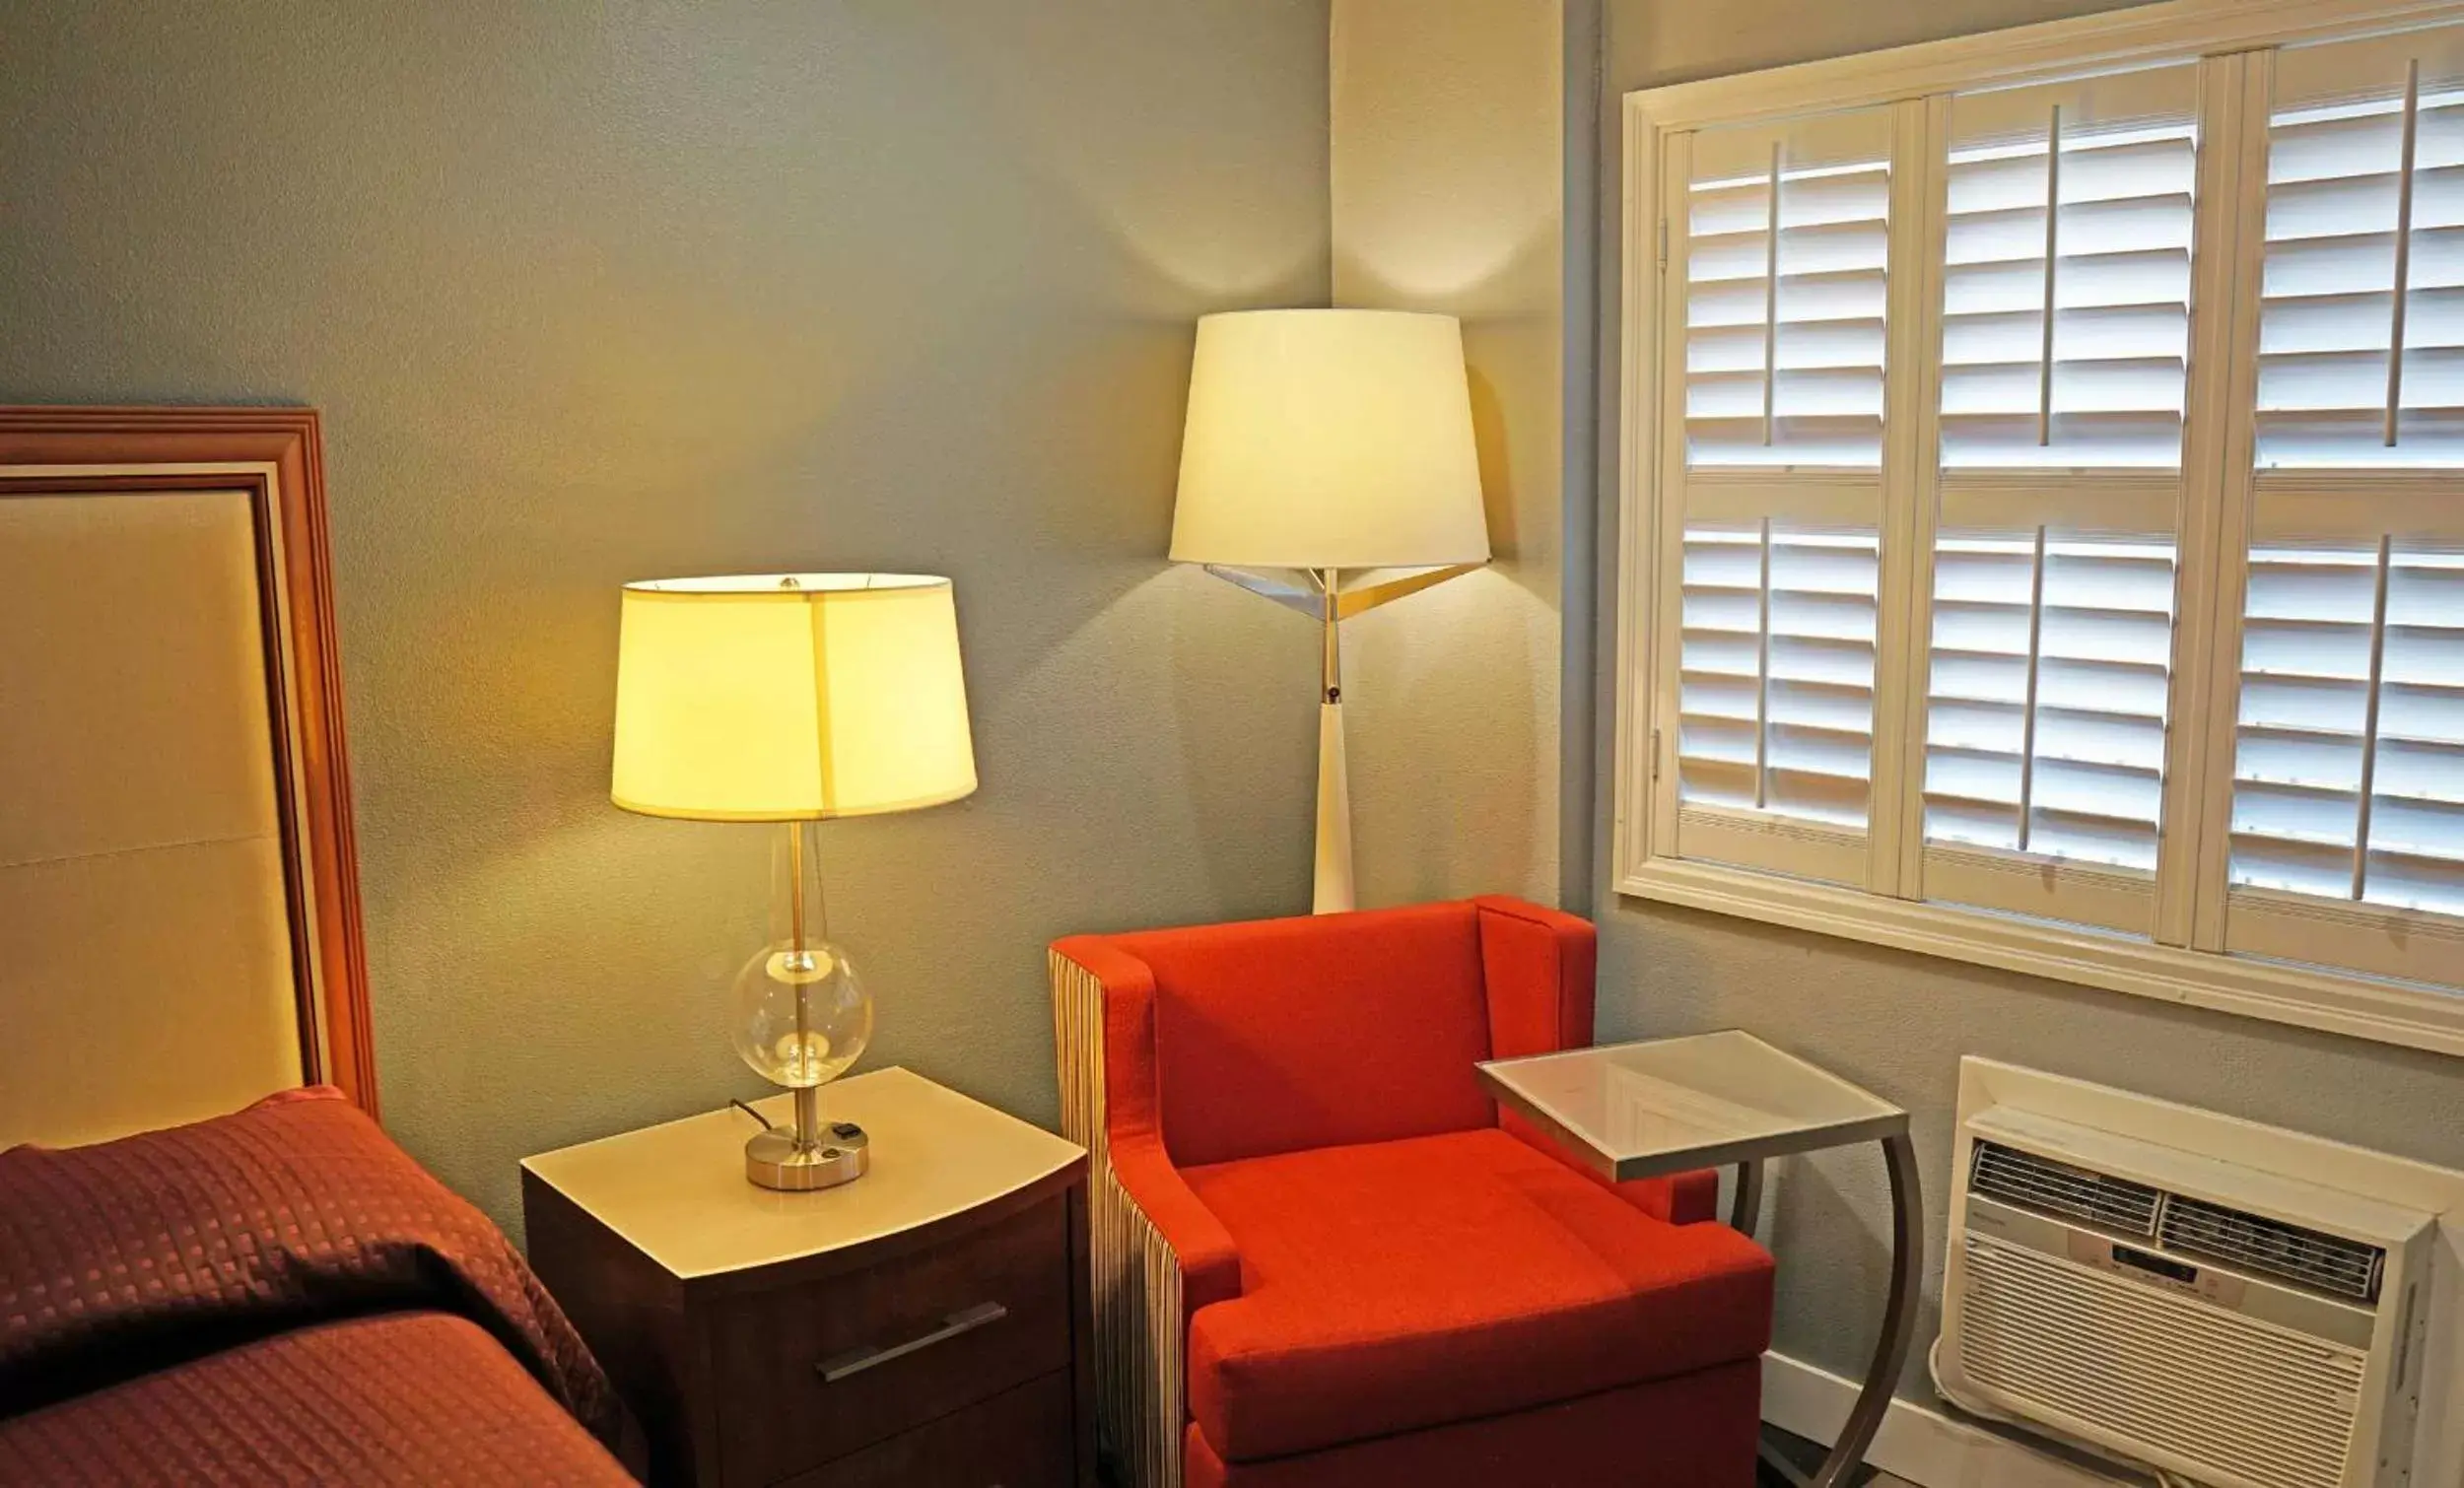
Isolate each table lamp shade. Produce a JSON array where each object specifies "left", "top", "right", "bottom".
[
  {"left": 610, "top": 574, "right": 976, "bottom": 821},
  {"left": 1169, "top": 308, "right": 1489, "bottom": 570}
]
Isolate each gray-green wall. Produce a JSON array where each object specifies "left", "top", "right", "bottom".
[
  {"left": 1331, "top": 0, "right": 1566, "bottom": 912},
  {"left": 13, "top": 0, "right": 2462, "bottom": 1431},
  {"left": 0, "top": 0, "right": 1334, "bottom": 1236},
  {"left": 1591, "top": 0, "right": 2464, "bottom": 1406}
]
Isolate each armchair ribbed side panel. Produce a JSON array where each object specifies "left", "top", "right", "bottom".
[{"left": 1051, "top": 948, "right": 1183, "bottom": 1488}]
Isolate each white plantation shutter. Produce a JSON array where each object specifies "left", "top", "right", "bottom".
[
  {"left": 1941, "top": 69, "right": 2200, "bottom": 469},
  {"left": 2370, "top": 554, "right": 2464, "bottom": 914},
  {"left": 1926, "top": 537, "right": 2176, "bottom": 861},
  {"left": 1663, "top": 105, "right": 1899, "bottom": 887},
  {"left": 2224, "top": 27, "right": 2464, "bottom": 986},
  {"left": 2226, "top": 544, "right": 2464, "bottom": 980},
  {"left": 1684, "top": 111, "right": 1893, "bottom": 467},
  {"left": 2231, "top": 545, "right": 2464, "bottom": 906},
  {"left": 1677, "top": 525, "right": 1881, "bottom": 829},
  {"left": 2258, "top": 30, "right": 2464, "bottom": 466},
  {"left": 1919, "top": 69, "right": 2198, "bottom": 933}
]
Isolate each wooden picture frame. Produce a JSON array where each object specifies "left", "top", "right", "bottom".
[{"left": 0, "top": 407, "right": 377, "bottom": 1118}]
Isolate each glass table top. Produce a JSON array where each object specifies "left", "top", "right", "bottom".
[{"left": 1477, "top": 1030, "right": 1907, "bottom": 1183}]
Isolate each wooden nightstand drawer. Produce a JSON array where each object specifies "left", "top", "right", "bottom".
[
  {"left": 779, "top": 1371, "right": 1074, "bottom": 1488},
  {"left": 522, "top": 1070, "right": 1092, "bottom": 1488},
  {"left": 710, "top": 1193, "right": 1073, "bottom": 1486}
]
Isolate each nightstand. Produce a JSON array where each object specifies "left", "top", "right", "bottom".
[{"left": 521, "top": 1067, "right": 1093, "bottom": 1488}]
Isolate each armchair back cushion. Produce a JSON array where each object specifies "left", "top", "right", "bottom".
[{"left": 1108, "top": 900, "right": 1494, "bottom": 1169}]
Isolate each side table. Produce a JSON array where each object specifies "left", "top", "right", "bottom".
[
  {"left": 522, "top": 1066, "right": 1093, "bottom": 1488},
  {"left": 1478, "top": 1029, "right": 1917, "bottom": 1488}
]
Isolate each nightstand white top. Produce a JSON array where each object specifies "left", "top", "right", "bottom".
[{"left": 519, "top": 1066, "right": 1084, "bottom": 1281}]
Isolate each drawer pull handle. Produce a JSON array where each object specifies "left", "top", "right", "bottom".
[{"left": 815, "top": 1301, "right": 1008, "bottom": 1383}]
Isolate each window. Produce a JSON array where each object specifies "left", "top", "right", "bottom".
[{"left": 1621, "top": 1, "right": 2464, "bottom": 1055}]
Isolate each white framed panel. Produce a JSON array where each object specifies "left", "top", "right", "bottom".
[
  {"left": 1675, "top": 805, "right": 1870, "bottom": 889},
  {"left": 2159, "top": 50, "right": 2265, "bottom": 950},
  {"left": 2252, "top": 471, "right": 2464, "bottom": 541},
  {"left": 1936, "top": 473, "right": 2182, "bottom": 535},
  {"left": 1924, "top": 843, "right": 2156, "bottom": 935},
  {"left": 1873, "top": 96, "right": 1947, "bottom": 899},
  {"left": 1623, "top": 853, "right": 2464, "bottom": 1057},
  {"left": 2227, "top": 885, "right": 2464, "bottom": 984},
  {"left": 1656, "top": 105, "right": 1903, "bottom": 864}
]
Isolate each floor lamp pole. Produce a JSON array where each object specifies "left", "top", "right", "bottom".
[
  {"left": 1314, "top": 570, "right": 1354, "bottom": 913},
  {"left": 1202, "top": 562, "right": 1483, "bottom": 915}
]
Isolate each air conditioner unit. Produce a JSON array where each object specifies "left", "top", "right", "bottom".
[{"left": 1936, "top": 1066, "right": 2438, "bottom": 1488}]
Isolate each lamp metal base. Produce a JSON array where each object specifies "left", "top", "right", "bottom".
[{"left": 745, "top": 1120, "right": 870, "bottom": 1191}]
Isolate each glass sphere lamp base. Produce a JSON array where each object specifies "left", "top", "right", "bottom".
[{"left": 732, "top": 820, "right": 877, "bottom": 1192}]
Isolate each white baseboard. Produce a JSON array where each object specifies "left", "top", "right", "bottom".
[{"left": 1760, "top": 1352, "right": 2129, "bottom": 1488}]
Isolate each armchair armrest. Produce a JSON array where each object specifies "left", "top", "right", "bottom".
[
  {"left": 1105, "top": 1127, "right": 1242, "bottom": 1317},
  {"left": 1051, "top": 936, "right": 1244, "bottom": 1319}
]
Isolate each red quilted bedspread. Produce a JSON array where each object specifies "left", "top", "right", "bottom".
[
  {"left": 0, "top": 1310, "right": 633, "bottom": 1485},
  {"left": 0, "top": 1087, "right": 638, "bottom": 1484}
]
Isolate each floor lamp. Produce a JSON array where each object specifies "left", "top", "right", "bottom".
[{"left": 1168, "top": 308, "right": 1491, "bottom": 913}]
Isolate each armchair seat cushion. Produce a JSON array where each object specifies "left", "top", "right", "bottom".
[{"left": 1182, "top": 1127, "right": 1774, "bottom": 1463}]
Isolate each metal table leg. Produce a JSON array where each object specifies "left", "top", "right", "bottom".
[
  {"left": 1746, "top": 1135, "right": 1924, "bottom": 1488},
  {"left": 1730, "top": 1158, "right": 1764, "bottom": 1235}
]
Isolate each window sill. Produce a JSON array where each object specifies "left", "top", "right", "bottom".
[{"left": 1616, "top": 856, "right": 2464, "bottom": 1058}]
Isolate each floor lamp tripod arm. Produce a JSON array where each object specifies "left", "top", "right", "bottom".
[{"left": 1201, "top": 562, "right": 1481, "bottom": 915}]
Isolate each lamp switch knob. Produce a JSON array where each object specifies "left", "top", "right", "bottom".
[{"left": 831, "top": 1122, "right": 864, "bottom": 1139}]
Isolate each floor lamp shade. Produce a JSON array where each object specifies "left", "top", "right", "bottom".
[
  {"left": 610, "top": 574, "right": 977, "bottom": 822},
  {"left": 1170, "top": 309, "right": 1490, "bottom": 570}
]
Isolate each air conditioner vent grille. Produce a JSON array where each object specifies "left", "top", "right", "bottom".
[
  {"left": 2159, "top": 1194, "right": 2384, "bottom": 1304},
  {"left": 1971, "top": 1140, "right": 2160, "bottom": 1236},
  {"left": 1959, "top": 1234, "right": 2364, "bottom": 1488}
]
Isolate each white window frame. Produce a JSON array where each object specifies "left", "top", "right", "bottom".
[{"left": 1614, "top": 0, "right": 2464, "bottom": 1058}]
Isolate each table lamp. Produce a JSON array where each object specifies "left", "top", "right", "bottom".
[
  {"left": 610, "top": 574, "right": 976, "bottom": 1190},
  {"left": 1169, "top": 308, "right": 1490, "bottom": 913}
]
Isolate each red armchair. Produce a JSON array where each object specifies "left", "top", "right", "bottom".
[{"left": 1050, "top": 897, "right": 1774, "bottom": 1488}]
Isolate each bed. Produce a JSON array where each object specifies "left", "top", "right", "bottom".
[{"left": 0, "top": 409, "right": 640, "bottom": 1485}]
